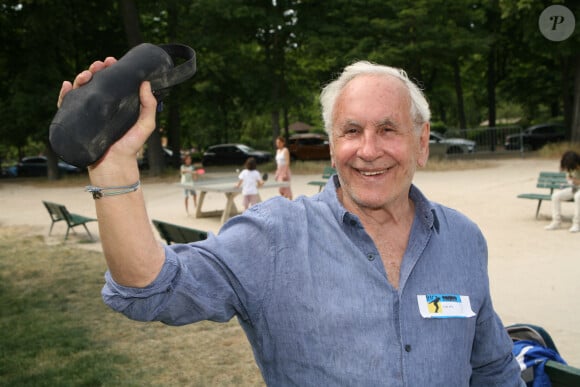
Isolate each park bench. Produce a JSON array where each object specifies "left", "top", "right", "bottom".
[
  {"left": 42, "top": 201, "right": 97, "bottom": 241},
  {"left": 517, "top": 171, "right": 571, "bottom": 219},
  {"left": 307, "top": 166, "right": 336, "bottom": 192},
  {"left": 545, "top": 360, "right": 580, "bottom": 387},
  {"left": 508, "top": 323, "right": 580, "bottom": 386},
  {"left": 152, "top": 219, "right": 208, "bottom": 245}
]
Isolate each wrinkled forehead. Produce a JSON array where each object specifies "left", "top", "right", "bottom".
[
  {"left": 333, "top": 74, "right": 413, "bottom": 125},
  {"left": 341, "top": 73, "right": 410, "bottom": 102}
]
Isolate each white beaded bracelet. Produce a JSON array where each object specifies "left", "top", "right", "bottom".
[{"left": 85, "top": 180, "right": 141, "bottom": 199}]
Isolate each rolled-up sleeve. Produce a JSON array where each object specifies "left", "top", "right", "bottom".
[{"left": 102, "top": 242, "right": 245, "bottom": 325}]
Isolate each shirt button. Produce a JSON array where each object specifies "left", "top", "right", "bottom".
[
  {"left": 404, "top": 344, "right": 412, "bottom": 352},
  {"left": 367, "top": 254, "right": 375, "bottom": 261}
]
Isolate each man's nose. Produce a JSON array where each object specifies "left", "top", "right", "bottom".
[{"left": 357, "top": 131, "right": 382, "bottom": 160}]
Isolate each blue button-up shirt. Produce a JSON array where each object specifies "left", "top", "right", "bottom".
[{"left": 103, "top": 176, "right": 523, "bottom": 386}]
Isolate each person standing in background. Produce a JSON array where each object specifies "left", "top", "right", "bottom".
[
  {"left": 236, "top": 157, "right": 264, "bottom": 210},
  {"left": 180, "top": 154, "right": 197, "bottom": 214},
  {"left": 274, "top": 136, "right": 293, "bottom": 199}
]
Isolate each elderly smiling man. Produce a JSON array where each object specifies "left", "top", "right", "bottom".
[{"left": 58, "top": 59, "right": 523, "bottom": 386}]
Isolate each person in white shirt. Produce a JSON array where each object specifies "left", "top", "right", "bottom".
[
  {"left": 180, "top": 154, "right": 197, "bottom": 214},
  {"left": 236, "top": 157, "right": 264, "bottom": 210},
  {"left": 275, "top": 136, "right": 293, "bottom": 199}
]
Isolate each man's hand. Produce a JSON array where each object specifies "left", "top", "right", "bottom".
[{"left": 57, "top": 57, "right": 158, "bottom": 174}]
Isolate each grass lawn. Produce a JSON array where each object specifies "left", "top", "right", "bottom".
[{"left": 0, "top": 225, "right": 264, "bottom": 387}]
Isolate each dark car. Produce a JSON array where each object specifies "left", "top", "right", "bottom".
[
  {"left": 288, "top": 133, "right": 331, "bottom": 161},
  {"left": 202, "top": 144, "right": 272, "bottom": 167},
  {"left": 13, "top": 156, "right": 82, "bottom": 177},
  {"left": 504, "top": 123, "right": 566, "bottom": 151},
  {"left": 429, "top": 131, "right": 476, "bottom": 156}
]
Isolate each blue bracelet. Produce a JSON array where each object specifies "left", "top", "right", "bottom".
[{"left": 85, "top": 180, "right": 140, "bottom": 199}]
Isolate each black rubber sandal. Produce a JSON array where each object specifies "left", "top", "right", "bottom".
[{"left": 49, "top": 43, "right": 197, "bottom": 168}]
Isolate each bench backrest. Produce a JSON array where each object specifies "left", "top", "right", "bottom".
[
  {"left": 537, "top": 171, "right": 568, "bottom": 190},
  {"left": 43, "top": 201, "right": 73, "bottom": 224},
  {"left": 546, "top": 360, "right": 580, "bottom": 387},
  {"left": 152, "top": 219, "right": 208, "bottom": 244},
  {"left": 536, "top": 171, "right": 569, "bottom": 195},
  {"left": 322, "top": 166, "right": 336, "bottom": 179}
]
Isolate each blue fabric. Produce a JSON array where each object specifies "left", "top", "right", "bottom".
[
  {"left": 513, "top": 340, "right": 567, "bottom": 387},
  {"left": 103, "top": 176, "right": 523, "bottom": 386}
]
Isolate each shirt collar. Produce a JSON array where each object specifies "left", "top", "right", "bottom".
[{"left": 320, "top": 173, "right": 439, "bottom": 233}]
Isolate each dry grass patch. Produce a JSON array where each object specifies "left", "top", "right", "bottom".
[{"left": 0, "top": 225, "right": 263, "bottom": 386}]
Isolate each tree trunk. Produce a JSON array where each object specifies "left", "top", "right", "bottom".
[
  {"left": 487, "top": 47, "right": 497, "bottom": 151},
  {"left": 571, "top": 55, "right": 580, "bottom": 144},
  {"left": 120, "top": 0, "right": 166, "bottom": 175},
  {"left": 45, "top": 144, "right": 60, "bottom": 181},
  {"left": 271, "top": 110, "right": 280, "bottom": 144},
  {"left": 165, "top": 0, "right": 182, "bottom": 168},
  {"left": 120, "top": 0, "right": 143, "bottom": 46},
  {"left": 167, "top": 99, "right": 182, "bottom": 167},
  {"left": 453, "top": 60, "right": 466, "bottom": 130}
]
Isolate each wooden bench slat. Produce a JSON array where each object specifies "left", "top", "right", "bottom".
[
  {"left": 517, "top": 193, "right": 552, "bottom": 200},
  {"left": 307, "top": 166, "right": 336, "bottom": 192},
  {"left": 152, "top": 219, "right": 208, "bottom": 245},
  {"left": 545, "top": 360, "right": 580, "bottom": 387}
]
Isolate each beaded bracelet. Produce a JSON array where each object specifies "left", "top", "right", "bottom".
[{"left": 85, "top": 180, "right": 141, "bottom": 199}]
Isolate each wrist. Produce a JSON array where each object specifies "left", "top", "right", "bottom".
[
  {"left": 88, "top": 157, "right": 140, "bottom": 187},
  {"left": 86, "top": 180, "right": 140, "bottom": 199}
]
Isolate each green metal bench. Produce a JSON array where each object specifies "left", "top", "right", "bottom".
[
  {"left": 42, "top": 201, "right": 97, "bottom": 241},
  {"left": 517, "top": 171, "right": 572, "bottom": 219},
  {"left": 307, "top": 166, "right": 336, "bottom": 192},
  {"left": 152, "top": 219, "right": 208, "bottom": 245},
  {"left": 508, "top": 323, "right": 580, "bottom": 386},
  {"left": 545, "top": 360, "right": 580, "bottom": 387}
]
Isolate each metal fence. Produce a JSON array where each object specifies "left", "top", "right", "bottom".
[{"left": 439, "top": 126, "right": 527, "bottom": 157}]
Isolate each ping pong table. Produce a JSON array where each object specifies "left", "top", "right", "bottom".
[{"left": 180, "top": 177, "right": 290, "bottom": 224}]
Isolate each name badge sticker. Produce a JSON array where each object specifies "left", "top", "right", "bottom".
[{"left": 417, "top": 294, "right": 476, "bottom": 318}]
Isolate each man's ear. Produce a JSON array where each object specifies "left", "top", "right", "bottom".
[
  {"left": 329, "top": 140, "right": 336, "bottom": 168},
  {"left": 417, "top": 122, "right": 430, "bottom": 168}
]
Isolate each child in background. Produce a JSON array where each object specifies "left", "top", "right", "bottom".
[
  {"left": 180, "top": 154, "right": 198, "bottom": 214},
  {"left": 236, "top": 157, "right": 264, "bottom": 210}
]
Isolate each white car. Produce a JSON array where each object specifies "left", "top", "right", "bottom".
[{"left": 429, "top": 131, "right": 476, "bottom": 156}]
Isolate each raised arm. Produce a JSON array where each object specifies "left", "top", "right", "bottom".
[{"left": 58, "top": 59, "right": 164, "bottom": 287}]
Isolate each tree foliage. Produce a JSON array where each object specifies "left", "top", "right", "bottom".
[{"left": 0, "top": 0, "right": 578, "bottom": 178}]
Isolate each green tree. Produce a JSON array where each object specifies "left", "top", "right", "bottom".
[
  {"left": 0, "top": 0, "right": 125, "bottom": 179},
  {"left": 499, "top": 0, "right": 579, "bottom": 142}
]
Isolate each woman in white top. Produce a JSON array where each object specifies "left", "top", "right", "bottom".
[
  {"left": 275, "top": 136, "right": 293, "bottom": 199},
  {"left": 236, "top": 157, "right": 264, "bottom": 210}
]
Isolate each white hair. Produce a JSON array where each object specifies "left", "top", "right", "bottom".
[{"left": 320, "top": 61, "right": 431, "bottom": 136}]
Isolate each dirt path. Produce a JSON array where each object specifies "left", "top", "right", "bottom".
[{"left": 1, "top": 157, "right": 579, "bottom": 364}]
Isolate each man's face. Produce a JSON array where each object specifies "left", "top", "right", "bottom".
[{"left": 330, "top": 74, "right": 429, "bottom": 211}]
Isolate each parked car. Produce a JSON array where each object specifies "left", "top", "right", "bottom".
[
  {"left": 504, "top": 123, "right": 566, "bottom": 151},
  {"left": 202, "top": 144, "right": 272, "bottom": 167},
  {"left": 288, "top": 133, "right": 331, "bottom": 161},
  {"left": 429, "top": 131, "right": 476, "bottom": 156},
  {"left": 12, "top": 156, "right": 82, "bottom": 177}
]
